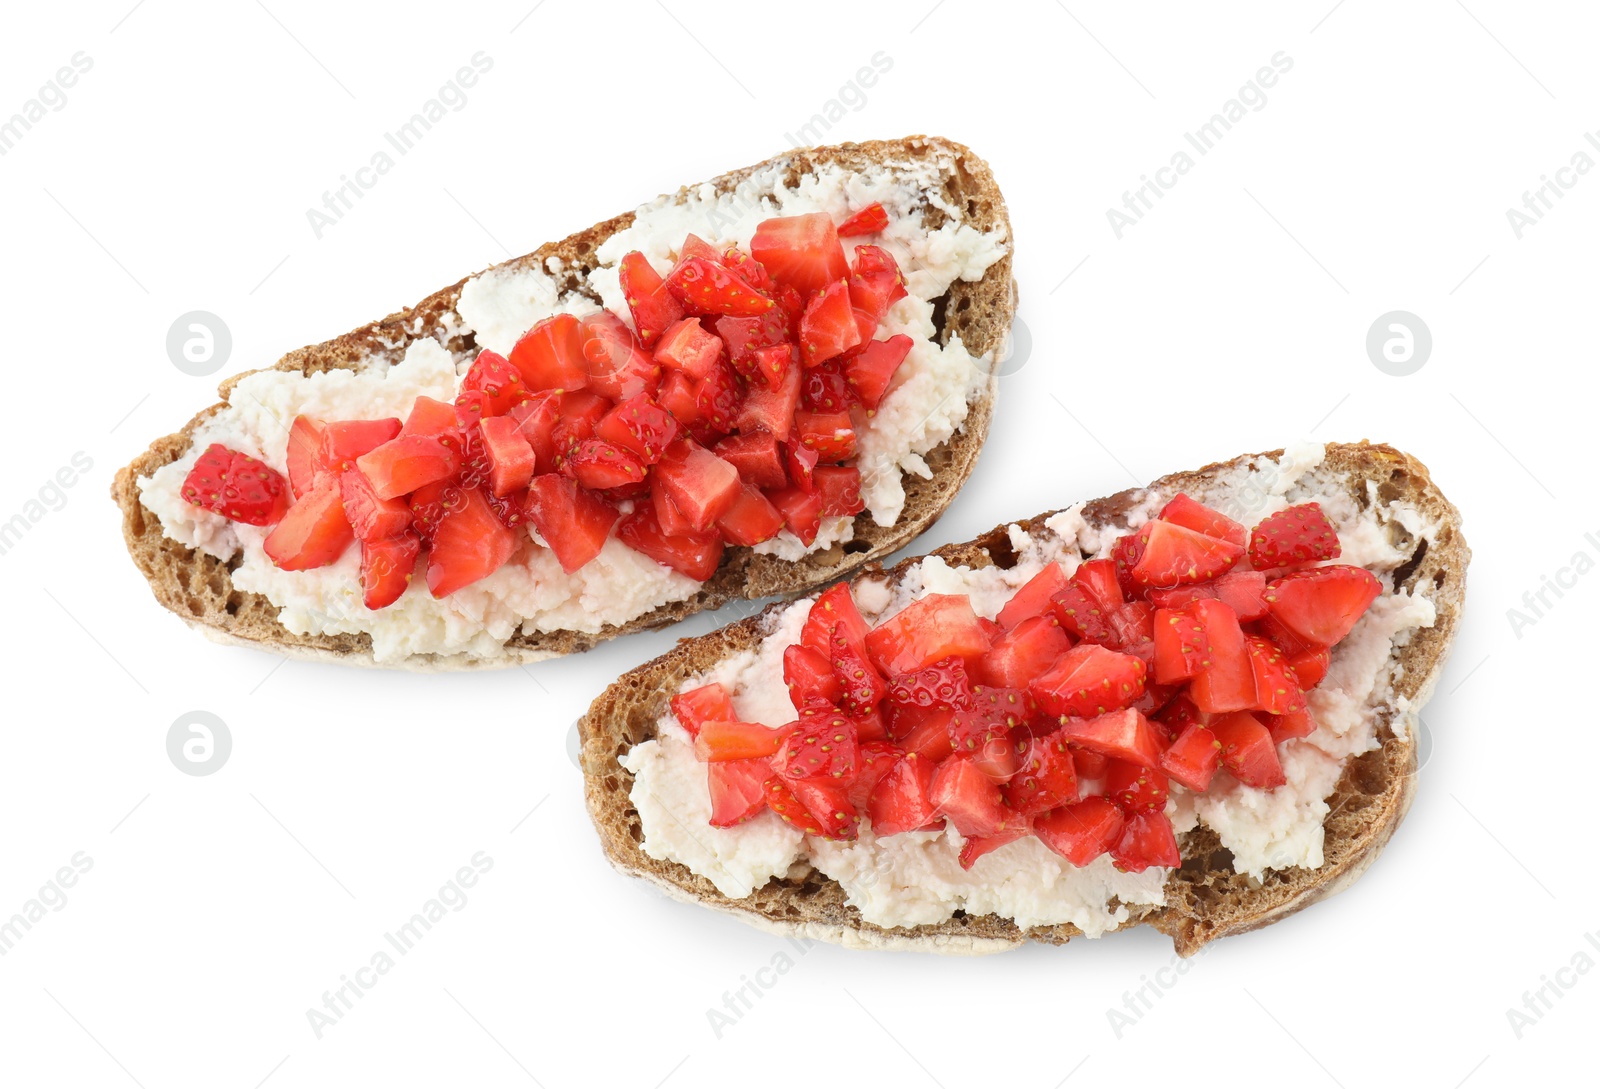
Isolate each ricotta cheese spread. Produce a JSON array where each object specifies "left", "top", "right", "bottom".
[
  {"left": 622, "top": 443, "right": 1441, "bottom": 933},
  {"left": 137, "top": 152, "right": 1008, "bottom": 663}
]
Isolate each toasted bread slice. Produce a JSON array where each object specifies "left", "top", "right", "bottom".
[
  {"left": 112, "top": 137, "right": 1015, "bottom": 669},
  {"left": 579, "top": 442, "right": 1469, "bottom": 955}
]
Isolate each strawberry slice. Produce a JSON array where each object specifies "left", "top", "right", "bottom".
[
  {"left": 400, "top": 396, "right": 458, "bottom": 438},
  {"left": 713, "top": 431, "right": 787, "bottom": 489},
  {"left": 263, "top": 481, "right": 353, "bottom": 570},
  {"left": 522, "top": 474, "right": 617, "bottom": 573},
  {"left": 1246, "top": 635, "right": 1307, "bottom": 715},
  {"left": 1159, "top": 722, "right": 1222, "bottom": 792},
  {"left": 1106, "top": 760, "right": 1170, "bottom": 814},
  {"left": 813, "top": 466, "right": 864, "bottom": 517},
  {"left": 1288, "top": 647, "right": 1330, "bottom": 689},
  {"left": 456, "top": 350, "right": 529, "bottom": 425},
  {"left": 784, "top": 644, "right": 844, "bottom": 709},
  {"left": 930, "top": 756, "right": 1018, "bottom": 837},
  {"left": 425, "top": 488, "right": 517, "bottom": 596},
  {"left": 1249, "top": 502, "right": 1341, "bottom": 568},
  {"left": 798, "top": 280, "right": 862, "bottom": 366},
  {"left": 1051, "top": 584, "right": 1115, "bottom": 644},
  {"left": 1034, "top": 796, "right": 1125, "bottom": 867},
  {"left": 772, "top": 711, "right": 859, "bottom": 780},
  {"left": 801, "top": 360, "right": 854, "bottom": 413},
  {"left": 653, "top": 440, "right": 741, "bottom": 531},
  {"left": 715, "top": 484, "right": 785, "bottom": 546},
  {"left": 1188, "top": 599, "right": 1255, "bottom": 713},
  {"left": 837, "top": 202, "right": 890, "bottom": 237},
  {"left": 866, "top": 594, "right": 993, "bottom": 676},
  {"left": 1111, "top": 810, "right": 1182, "bottom": 872},
  {"left": 593, "top": 393, "right": 680, "bottom": 466},
  {"left": 796, "top": 411, "right": 857, "bottom": 463},
  {"left": 1004, "top": 727, "right": 1081, "bottom": 815},
  {"left": 619, "top": 250, "right": 684, "bottom": 346},
  {"left": 563, "top": 438, "right": 646, "bottom": 491},
  {"left": 653, "top": 317, "right": 723, "bottom": 380},
  {"left": 511, "top": 314, "right": 588, "bottom": 392},
  {"left": 996, "top": 563, "right": 1070, "bottom": 631},
  {"left": 670, "top": 683, "right": 737, "bottom": 737},
  {"left": 847, "top": 245, "right": 908, "bottom": 337},
  {"left": 769, "top": 776, "right": 857, "bottom": 840},
  {"left": 1128, "top": 519, "right": 1245, "bottom": 588},
  {"left": 887, "top": 655, "right": 976, "bottom": 712},
  {"left": 712, "top": 311, "right": 789, "bottom": 383},
  {"left": 319, "top": 419, "right": 403, "bottom": 475},
  {"left": 1264, "top": 565, "right": 1382, "bottom": 647},
  {"left": 1057, "top": 709, "right": 1165, "bottom": 767},
  {"left": 339, "top": 469, "right": 411, "bottom": 542},
  {"left": 1029, "top": 643, "right": 1147, "bottom": 720},
  {"left": 751, "top": 213, "right": 849, "bottom": 297},
  {"left": 801, "top": 583, "right": 871, "bottom": 660},
  {"left": 478, "top": 416, "right": 537, "bottom": 496},
  {"left": 578, "top": 312, "right": 659, "bottom": 401},
  {"left": 977, "top": 615, "right": 1073, "bottom": 689},
  {"left": 694, "top": 720, "right": 784, "bottom": 762},
  {"left": 181, "top": 443, "right": 289, "bottom": 526},
  {"left": 1208, "top": 711, "right": 1286, "bottom": 788},
  {"left": 1159, "top": 493, "right": 1246, "bottom": 547},
  {"left": 707, "top": 759, "right": 769, "bottom": 827},
  {"left": 718, "top": 245, "right": 775, "bottom": 292},
  {"left": 735, "top": 365, "right": 800, "bottom": 441},
  {"left": 831, "top": 628, "right": 887, "bottom": 716},
  {"left": 1152, "top": 605, "right": 1207, "bottom": 684},
  {"left": 356, "top": 434, "right": 462, "bottom": 500},
  {"left": 615, "top": 505, "right": 724, "bottom": 581},
  {"left": 767, "top": 485, "right": 822, "bottom": 545},
  {"left": 285, "top": 416, "right": 328, "bottom": 499},
  {"left": 359, "top": 531, "right": 421, "bottom": 610},
  {"left": 664, "top": 257, "right": 775, "bottom": 318},
  {"left": 1264, "top": 708, "right": 1318, "bottom": 744}
]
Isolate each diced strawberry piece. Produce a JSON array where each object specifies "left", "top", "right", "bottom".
[
  {"left": 263, "top": 481, "right": 354, "bottom": 570},
  {"left": 508, "top": 391, "right": 561, "bottom": 467},
  {"left": 784, "top": 644, "right": 843, "bottom": 709},
  {"left": 425, "top": 488, "right": 517, "bottom": 596},
  {"left": 1035, "top": 796, "right": 1125, "bottom": 867},
  {"left": 181, "top": 443, "right": 290, "bottom": 526},
  {"left": 767, "top": 485, "right": 822, "bottom": 545},
  {"left": 676, "top": 234, "right": 720, "bottom": 262},
  {"left": 888, "top": 655, "right": 976, "bottom": 712},
  {"left": 1156, "top": 692, "right": 1207, "bottom": 735},
  {"left": 831, "top": 627, "right": 888, "bottom": 716},
  {"left": 1051, "top": 584, "right": 1115, "bottom": 644},
  {"left": 847, "top": 245, "right": 908, "bottom": 336},
  {"left": 714, "top": 431, "right": 787, "bottom": 489},
  {"left": 1072, "top": 749, "right": 1109, "bottom": 780},
  {"left": 664, "top": 257, "right": 775, "bottom": 317},
  {"left": 691, "top": 359, "right": 742, "bottom": 437},
  {"left": 1249, "top": 502, "right": 1342, "bottom": 568},
  {"left": 318, "top": 418, "right": 403, "bottom": 475},
  {"left": 1004, "top": 727, "right": 1080, "bottom": 815},
  {"left": 707, "top": 759, "right": 769, "bottom": 827},
  {"left": 1288, "top": 648, "right": 1331, "bottom": 689},
  {"left": 1073, "top": 558, "right": 1125, "bottom": 611},
  {"left": 405, "top": 481, "right": 463, "bottom": 541},
  {"left": 1160, "top": 722, "right": 1222, "bottom": 792},
  {"left": 771, "top": 711, "right": 859, "bottom": 781},
  {"left": 359, "top": 531, "right": 420, "bottom": 610},
  {"left": 1264, "top": 708, "right": 1318, "bottom": 744},
  {"left": 751, "top": 344, "right": 796, "bottom": 390},
  {"left": 476, "top": 416, "right": 537, "bottom": 496},
  {"left": 655, "top": 369, "right": 700, "bottom": 426},
  {"left": 619, "top": 251, "right": 684, "bottom": 346},
  {"left": 1159, "top": 493, "right": 1246, "bottom": 548},
  {"left": 1129, "top": 519, "right": 1245, "bottom": 589},
  {"left": 1209, "top": 711, "right": 1286, "bottom": 788},
  {"left": 996, "top": 564, "right": 1070, "bottom": 631},
  {"left": 717, "top": 245, "right": 775, "bottom": 292},
  {"left": 930, "top": 756, "right": 1018, "bottom": 837},
  {"left": 1029, "top": 644, "right": 1147, "bottom": 720},
  {"left": 615, "top": 506, "right": 724, "bottom": 581},
  {"left": 1214, "top": 569, "right": 1269, "bottom": 620},
  {"left": 645, "top": 479, "right": 689, "bottom": 538},
  {"left": 339, "top": 469, "right": 411, "bottom": 542},
  {"left": 768, "top": 775, "right": 857, "bottom": 840},
  {"left": 1056, "top": 709, "right": 1165, "bottom": 767},
  {"left": 1152, "top": 605, "right": 1208, "bottom": 684},
  {"left": 355, "top": 435, "right": 461, "bottom": 500},
  {"left": 1111, "top": 810, "right": 1182, "bottom": 872},
  {"left": 842, "top": 335, "right": 913, "bottom": 411},
  {"left": 1265, "top": 565, "right": 1382, "bottom": 647},
  {"left": 715, "top": 484, "right": 785, "bottom": 546},
  {"left": 653, "top": 440, "right": 741, "bottom": 531},
  {"left": 1247, "top": 635, "right": 1307, "bottom": 715},
  {"left": 977, "top": 615, "right": 1073, "bottom": 688},
  {"left": 894, "top": 706, "right": 956, "bottom": 762},
  {"left": 695, "top": 720, "right": 784, "bottom": 762},
  {"left": 653, "top": 317, "right": 723, "bottom": 381},
  {"left": 866, "top": 594, "right": 993, "bottom": 676},
  {"left": 751, "top": 213, "right": 849, "bottom": 297},
  {"left": 783, "top": 441, "right": 819, "bottom": 493},
  {"left": 950, "top": 686, "right": 1033, "bottom": 754},
  {"left": 523, "top": 474, "right": 617, "bottom": 573},
  {"left": 801, "top": 583, "right": 871, "bottom": 659},
  {"left": 837, "top": 202, "right": 890, "bottom": 237},
  {"left": 578, "top": 312, "right": 659, "bottom": 401},
  {"left": 511, "top": 313, "right": 588, "bottom": 392},
  {"left": 1107, "top": 601, "right": 1154, "bottom": 648},
  {"left": 959, "top": 826, "right": 1031, "bottom": 869},
  {"left": 669, "top": 683, "right": 737, "bottom": 738},
  {"left": 795, "top": 409, "right": 856, "bottom": 461},
  {"left": 1188, "top": 599, "right": 1255, "bottom": 713},
  {"left": 1106, "top": 760, "right": 1170, "bottom": 814},
  {"left": 285, "top": 416, "right": 327, "bottom": 499},
  {"left": 590, "top": 393, "right": 678, "bottom": 467},
  {"left": 813, "top": 466, "right": 864, "bottom": 517},
  {"left": 401, "top": 396, "right": 458, "bottom": 438},
  {"left": 712, "top": 311, "right": 788, "bottom": 382},
  {"left": 798, "top": 280, "right": 861, "bottom": 366},
  {"left": 1111, "top": 532, "right": 1147, "bottom": 597},
  {"left": 736, "top": 364, "right": 800, "bottom": 441},
  {"left": 457, "top": 350, "right": 530, "bottom": 425},
  {"left": 563, "top": 438, "right": 646, "bottom": 491}
]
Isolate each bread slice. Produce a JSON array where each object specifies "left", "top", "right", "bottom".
[
  {"left": 112, "top": 136, "right": 1016, "bottom": 669},
  {"left": 578, "top": 442, "right": 1469, "bottom": 955}
]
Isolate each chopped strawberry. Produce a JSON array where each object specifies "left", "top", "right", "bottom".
[
  {"left": 619, "top": 251, "right": 684, "bottom": 346},
  {"left": 592, "top": 393, "right": 679, "bottom": 465},
  {"left": 664, "top": 256, "right": 775, "bottom": 317},
  {"left": 676, "top": 234, "right": 720, "bottom": 262},
  {"left": 801, "top": 583, "right": 871, "bottom": 660},
  {"left": 1051, "top": 584, "right": 1115, "bottom": 644},
  {"left": 718, "top": 245, "right": 775, "bottom": 293},
  {"left": 712, "top": 311, "right": 788, "bottom": 382},
  {"left": 1246, "top": 635, "right": 1307, "bottom": 715},
  {"left": 653, "top": 317, "right": 723, "bottom": 380},
  {"left": 847, "top": 245, "right": 908, "bottom": 335},
  {"left": 406, "top": 481, "right": 464, "bottom": 541},
  {"left": 670, "top": 683, "right": 737, "bottom": 737},
  {"left": 456, "top": 350, "right": 529, "bottom": 425},
  {"left": 692, "top": 359, "right": 743, "bottom": 436},
  {"left": 578, "top": 312, "right": 659, "bottom": 401},
  {"left": 1249, "top": 502, "right": 1341, "bottom": 568},
  {"left": 1287, "top": 647, "right": 1330, "bottom": 689},
  {"left": 355, "top": 434, "right": 461, "bottom": 500},
  {"left": 784, "top": 644, "right": 843, "bottom": 709},
  {"left": 653, "top": 440, "right": 741, "bottom": 531},
  {"left": 767, "top": 485, "right": 822, "bottom": 545},
  {"left": 263, "top": 481, "right": 353, "bottom": 570},
  {"left": 813, "top": 466, "right": 864, "bottom": 517},
  {"left": 695, "top": 720, "right": 784, "bottom": 762},
  {"left": 511, "top": 313, "right": 588, "bottom": 392},
  {"left": 1188, "top": 599, "right": 1255, "bottom": 713},
  {"left": 716, "top": 484, "right": 785, "bottom": 546},
  {"left": 1029, "top": 643, "right": 1147, "bottom": 720},
  {"left": 562, "top": 438, "right": 646, "bottom": 491},
  {"left": 798, "top": 280, "right": 862, "bottom": 366},
  {"left": 796, "top": 409, "right": 857, "bottom": 461},
  {"left": 1057, "top": 708, "right": 1165, "bottom": 767},
  {"left": 1072, "top": 749, "right": 1110, "bottom": 780},
  {"left": 950, "top": 685, "right": 1034, "bottom": 753},
  {"left": 523, "top": 474, "right": 617, "bottom": 573},
  {"left": 769, "top": 775, "right": 857, "bottom": 840},
  {"left": 1003, "top": 727, "right": 1080, "bottom": 815},
  {"left": 1264, "top": 565, "right": 1382, "bottom": 647},
  {"left": 837, "top": 202, "right": 890, "bottom": 237},
  {"left": 801, "top": 360, "right": 854, "bottom": 414},
  {"left": 866, "top": 593, "right": 993, "bottom": 676},
  {"left": 772, "top": 711, "right": 859, "bottom": 781},
  {"left": 831, "top": 628, "right": 887, "bottom": 717},
  {"left": 1106, "top": 760, "right": 1170, "bottom": 814},
  {"left": 285, "top": 416, "right": 327, "bottom": 499},
  {"left": 1208, "top": 711, "right": 1287, "bottom": 788},
  {"left": 1073, "top": 558, "right": 1125, "bottom": 610},
  {"left": 339, "top": 469, "right": 411, "bottom": 542},
  {"left": 1159, "top": 722, "right": 1222, "bottom": 792},
  {"left": 887, "top": 655, "right": 976, "bottom": 712},
  {"left": 615, "top": 505, "right": 724, "bottom": 581},
  {"left": 977, "top": 615, "right": 1073, "bottom": 688},
  {"left": 1158, "top": 494, "right": 1246, "bottom": 548},
  {"left": 1152, "top": 605, "right": 1208, "bottom": 684},
  {"left": 714, "top": 431, "right": 787, "bottom": 489},
  {"left": 400, "top": 396, "right": 458, "bottom": 438},
  {"left": 181, "top": 443, "right": 289, "bottom": 526},
  {"left": 1035, "top": 797, "right": 1125, "bottom": 867},
  {"left": 1110, "top": 532, "right": 1147, "bottom": 597},
  {"left": 895, "top": 706, "right": 957, "bottom": 762},
  {"left": 359, "top": 532, "right": 420, "bottom": 610},
  {"left": 1110, "top": 810, "right": 1181, "bottom": 872},
  {"left": 1128, "top": 519, "right": 1244, "bottom": 588},
  {"left": 707, "top": 759, "right": 769, "bottom": 827},
  {"left": 931, "top": 756, "right": 1018, "bottom": 837},
  {"left": 958, "top": 826, "right": 1031, "bottom": 869},
  {"left": 424, "top": 488, "right": 517, "bottom": 596},
  {"left": 751, "top": 213, "right": 849, "bottom": 297},
  {"left": 751, "top": 343, "right": 796, "bottom": 390},
  {"left": 1264, "top": 708, "right": 1318, "bottom": 744},
  {"left": 319, "top": 419, "right": 403, "bottom": 475},
  {"left": 655, "top": 370, "right": 700, "bottom": 428},
  {"left": 477, "top": 416, "right": 537, "bottom": 496},
  {"left": 735, "top": 364, "right": 801, "bottom": 441}
]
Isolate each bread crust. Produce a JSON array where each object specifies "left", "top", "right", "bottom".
[
  {"left": 579, "top": 442, "right": 1469, "bottom": 955},
  {"left": 112, "top": 136, "right": 1016, "bottom": 669}
]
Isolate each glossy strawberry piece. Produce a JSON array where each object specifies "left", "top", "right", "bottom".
[
  {"left": 181, "top": 443, "right": 289, "bottom": 526},
  {"left": 359, "top": 531, "right": 421, "bottom": 610},
  {"left": 523, "top": 474, "right": 617, "bottom": 574}
]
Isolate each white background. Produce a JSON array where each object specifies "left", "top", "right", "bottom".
[{"left": 1, "top": 1, "right": 1594, "bottom": 1085}]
